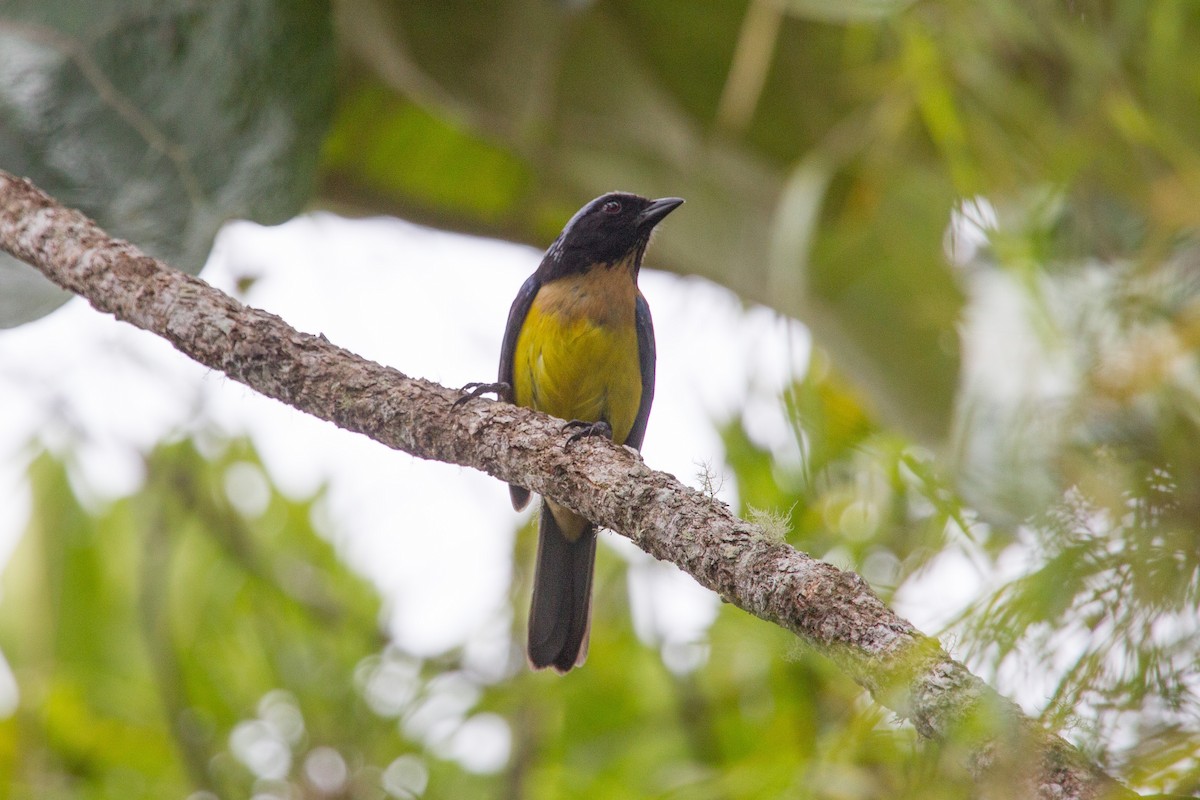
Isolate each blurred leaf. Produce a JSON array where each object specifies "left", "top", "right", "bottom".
[{"left": 0, "top": 0, "right": 335, "bottom": 326}]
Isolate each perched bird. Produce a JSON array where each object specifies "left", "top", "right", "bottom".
[{"left": 462, "top": 191, "right": 683, "bottom": 672}]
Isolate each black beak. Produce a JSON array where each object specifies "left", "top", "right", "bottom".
[{"left": 637, "top": 196, "right": 685, "bottom": 228}]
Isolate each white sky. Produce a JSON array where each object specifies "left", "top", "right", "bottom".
[{"left": 0, "top": 212, "right": 812, "bottom": 658}]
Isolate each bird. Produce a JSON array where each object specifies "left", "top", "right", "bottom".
[{"left": 460, "top": 191, "right": 683, "bottom": 672}]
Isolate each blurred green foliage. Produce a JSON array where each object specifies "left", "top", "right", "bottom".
[
  {"left": 721, "top": 354, "right": 1200, "bottom": 795},
  {"left": 0, "top": 436, "right": 983, "bottom": 800},
  {"left": 0, "top": 441, "right": 394, "bottom": 798},
  {"left": 16, "top": 358, "right": 1198, "bottom": 797}
]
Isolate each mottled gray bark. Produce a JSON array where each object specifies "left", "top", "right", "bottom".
[{"left": 0, "top": 171, "right": 1131, "bottom": 800}]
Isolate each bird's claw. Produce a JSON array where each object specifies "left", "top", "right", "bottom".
[
  {"left": 563, "top": 419, "right": 613, "bottom": 446},
  {"left": 454, "top": 381, "right": 511, "bottom": 407}
]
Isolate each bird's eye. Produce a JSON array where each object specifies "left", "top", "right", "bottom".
[{"left": 602, "top": 199, "right": 622, "bottom": 214}]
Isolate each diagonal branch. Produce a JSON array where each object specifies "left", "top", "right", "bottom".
[{"left": 0, "top": 171, "right": 1131, "bottom": 800}]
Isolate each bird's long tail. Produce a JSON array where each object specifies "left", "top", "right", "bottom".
[{"left": 527, "top": 501, "right": 596, "bottom": 673}]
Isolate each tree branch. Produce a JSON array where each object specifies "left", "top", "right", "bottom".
[{"left": 0, "top": 171, "right": 1130, "bottom": 800}]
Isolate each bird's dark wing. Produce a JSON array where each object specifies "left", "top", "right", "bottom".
[
  {"left": 500, "top": 273, "right": 541, "bottom": 511},
  {"left": 498, "top": 273, "right": 540, "bottom": 388},
  {"left": 624, "top": 292, "right": 656, "bottom": 451}
]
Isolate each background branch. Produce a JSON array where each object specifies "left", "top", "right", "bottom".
[{"left": 0, "top": 171, "right": 1131, "bottom": 800}]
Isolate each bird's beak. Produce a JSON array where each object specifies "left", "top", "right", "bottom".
[{"left": 637, "top": 197, "right": 685, "bottom": 228}]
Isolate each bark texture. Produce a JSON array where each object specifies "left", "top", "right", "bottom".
[{"left": 0, "top": 171, "right": 1132, "bottom": 800}]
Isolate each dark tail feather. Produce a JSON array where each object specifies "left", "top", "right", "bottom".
[
  {"left": 527, "top": 504, "right": 596, "bottom": 673},
  {"left": 509, "top": 484, "right": 530, "bottom": 511}
]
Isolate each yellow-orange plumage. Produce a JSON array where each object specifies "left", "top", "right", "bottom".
[{"left": 512, "top": 261, "right": 644, "bottom": 448}]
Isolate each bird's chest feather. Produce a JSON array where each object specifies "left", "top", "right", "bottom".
[{"left": 512, "top": 267, "right": 643, "bottom": 443}]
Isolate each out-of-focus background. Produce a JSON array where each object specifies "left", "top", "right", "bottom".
[{"left": 1, "top": 1, "right": 1198, "bottom": 797}]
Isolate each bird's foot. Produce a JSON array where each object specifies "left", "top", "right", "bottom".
[
  {"left": 563, "top": 419, "right": 613, "bottom": 446},
  {"left": 454, "top": 381, "right": 511, "bottom": 407}
]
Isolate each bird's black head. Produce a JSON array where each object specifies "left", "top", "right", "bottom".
[{"left": 539, "top": 192, "right": 683, "bottom": 278}]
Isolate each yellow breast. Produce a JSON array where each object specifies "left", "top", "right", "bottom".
[{"left": 512, "top": 267, "right": 643, "bottom": 445}]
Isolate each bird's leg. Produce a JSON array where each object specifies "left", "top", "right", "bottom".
[
  {"left": 563, "top": 419, "right": 613, "bottom": 446},
  {"left": 454, "top": 381, "right": 512, "bottom": 407}
]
